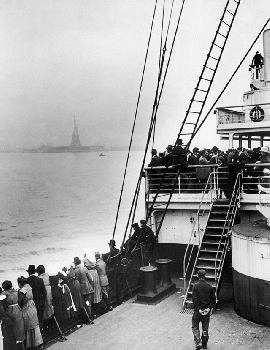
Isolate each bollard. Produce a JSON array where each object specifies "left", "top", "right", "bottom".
[
  {"left": 139, "top": 266, "right": 158, "bottom": 296},
  {"left": 155, "top": 259, "right": 172, "bottom": 287}
]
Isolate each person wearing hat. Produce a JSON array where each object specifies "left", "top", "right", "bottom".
[
  {"left": 73, "top": 257, "right": 94, "bottom": 324},
  {"left": 26, "top": 265, "right": 47, "bottom": 330},
  {"left": 102, "top": 239, "right": 120, "bottom": 263},
  {"left": 95, "top": 252, "right": 113, "bottom": 312},
  {"left": 138, "top": 220, "right": 156, "bottom": 266},
  {"left": 162, "top": 145, "right": 173, "bottom": 167},
  {"left": 251, "top": 51, "right": 264, "bottom": 79},
  {"left": 148, "top": 149, "right": 161, "bottom": 168},
  {"left": 171, "top": 138, "right": 188, "bottom": 169},
  {"left": 148, "top": 149, "right": 162, "bottom": 191},
  {"left": 36, "top": 265, "right": 54, "bottom": 325},
  {"left": 1, "top": 280, "right": 25, "bottom": 349},
  {"left": 191, "top": 269, "right": 216, "bottom": 350}
]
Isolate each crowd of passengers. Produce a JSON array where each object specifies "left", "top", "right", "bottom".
[
  {"left": 147, "top": 139, "right": 270, "bottom": 198},
  {"left": 0, "top": 248, "right": 118, "bottom": 350},
  {"left": 0, "top": 220, "right": 157, "bottom": 350}
]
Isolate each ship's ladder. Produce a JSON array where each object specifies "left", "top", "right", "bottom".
[
  {"left": 182, "top": 172, "right": 242, "bottom": 309},
  {"left": 177, "top": 0, "right": 241, "bottom": 148},
  {"left": 141, "top": 0, "right": 241, "bottom": 238}
]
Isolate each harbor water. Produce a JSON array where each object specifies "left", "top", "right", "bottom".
[{"left": 0, "top": 151, "right": 145, "bottom": 288}]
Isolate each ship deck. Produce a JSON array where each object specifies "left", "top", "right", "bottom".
[{"left": 45, "top": 275, "right": 270, "bottom": 350}]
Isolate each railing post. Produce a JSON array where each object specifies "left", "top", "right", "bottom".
[
  {"left": 178, "top": 174, "right": 181, "bottom": 198},
  {"left": 145, "top": 169, "right": 149, "bottom": 194}
]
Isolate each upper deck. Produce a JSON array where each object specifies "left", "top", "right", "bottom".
[{"left": 145, "top": 163, "right": 270, "bottom": 212}]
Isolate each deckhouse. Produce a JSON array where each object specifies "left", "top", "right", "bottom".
[{"left": 216, "top": 29, "right": 270, "bottom": 148}]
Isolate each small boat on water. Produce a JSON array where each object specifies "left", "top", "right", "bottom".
[
  {"left": 99, "top": 153, "right": 105, "bottom": 156},
  {"left": 8, "top": 1, "right": 270, "bottom": 348}
]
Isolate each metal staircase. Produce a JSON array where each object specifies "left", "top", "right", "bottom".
[
  {"left": 178, "top": 0, "right": 241, "bottom": 147},
  {"left": 183, "top": 173, "right": 242, "bottom": 309}
]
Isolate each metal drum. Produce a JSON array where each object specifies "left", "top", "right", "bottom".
[
  {"left": 232, "top": 221, "right": 270, "bottom": 325},
  {"left": 155, "top": 259, "right": 173, "bottom": 287}
]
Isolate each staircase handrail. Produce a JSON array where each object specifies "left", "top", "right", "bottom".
[
  {"left": 214, "top": 172, "right": 242, "bottom": 289},
  {"left": 182, "top": 171, "right": 218, "bottom": 305}
]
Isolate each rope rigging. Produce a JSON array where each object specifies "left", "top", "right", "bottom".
[
  {"left": 191, "top": 18, "right": 270, "bottom": 144},
  {"left": 111, "top": 0, "right": 158, "bottom": 240},
  {"left": 119, "top": 0, "right": 187, "bottom": 251}
]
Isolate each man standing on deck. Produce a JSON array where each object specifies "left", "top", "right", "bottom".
[
  {"left": 251, "top": 51, "right": 264, "bottom": 79},
  {"left": 95, "top": 252, "right": 113, "bottom": 312},
  {"left": 138, "top": 220, "right": 156, "bottom": 266},
  {"left": 191, "top": 269, "right": 216, "bottom": 350},
  {"left": 171, "top": 138, "right": 188, "bottom": 169},
  {"left": 26, "top": 265, "right": 47, "bottom": 330},
  {"left": 73, "top": 257, "right": 94, "bottom": 324},
  {"left": 102, "top": 239, "right": 120, "bottom": 262}
]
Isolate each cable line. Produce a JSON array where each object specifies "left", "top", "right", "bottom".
[{"left": 111, "top": 0, "right": 158, "bottom": 240}]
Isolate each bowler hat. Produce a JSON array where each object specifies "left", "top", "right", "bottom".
[
  {"left": 176, "top": 138, "right": 183, "bottom": 144},
  {"left": 73, "top": 257, "right": 81, "bottom": 265},
  {"left": 26, "top": 265, "right": 36, "bottom": 274},
  {"left": 108, "top": 239, "right": 116, "bottom": 247}
]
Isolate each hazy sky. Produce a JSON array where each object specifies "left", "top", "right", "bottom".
[{"left": 0, "top": 0, "right": 269, "bottom": 150}]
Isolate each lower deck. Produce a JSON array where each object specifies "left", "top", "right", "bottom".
[{"left": 46, "top": 273, "right": 270, "bottom": 350}]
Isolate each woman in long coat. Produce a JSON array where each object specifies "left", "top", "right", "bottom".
[
  {"left": 36, "top": 265, "right": 54, "bottom": 320},
  {"left": 17, "top": 277, "right": 43, "bottom": 349},
  {"left": 0, "top": 293, "right": 18, "bottom": 350},
  {"left": 1, "top": 280, "right": 25, "bottom": 346},
  {"left": 60, "top": 265, "right": 85, "bottom": 311},
  {"left": 84, "top": 261, "right": 102, "bottom": 304}
]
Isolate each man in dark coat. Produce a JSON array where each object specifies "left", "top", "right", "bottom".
[
  {"left": 162, "top": 145, "right": 173, "bottom": 167},
  {"left": 148, "top": 149, "right": 162, "bottom": 191},
  {"left": 171, "top": 139, "right": 188, "bottom": 170},
  {"left": 26, "top": 265, "right": 47, "bottom": 330},
  {"left": 192, "top": 269, "right": 216, "bottom": 350},
  {"left": 138, "top": 220, "right": 156, "bottom": 266},
  {"left": 251, "top": 51, "right": 264, "bottom": 78},
  {"left": 148, "top": 149, "right": 161, "bottom": 168},
  {"left": 102, "top": 240, "right": 120, "bottom": 260}
]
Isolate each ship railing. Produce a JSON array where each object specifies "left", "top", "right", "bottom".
[
  {"left": 258, "top": 175, "right": 270, "bottom": 204},
  {"left": 145, "top": 164, "right": 221, "bottom": 197},
  {"left": 214, "top": 172, "right": 242, "bottom": 293},
  {"left": 182, "top": 171, "right": 218, "bottom": 294},
  {"left": 242, "top": 163, "right": 270, "bottom": 199},
  {"left": 146, "top": 163, "right": 270, "bottom": 201}
]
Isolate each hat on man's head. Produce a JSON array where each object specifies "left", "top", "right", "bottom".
[
  {"left": 176, "top": 138, "right": 183, "bottom": 145},
  {"left": 73, "top": 257, "right": 81, "bottom": 265},
  {"left": 26, "top": 265, "right": 36, "bottom": 274},
  {"left": 140, "top": 219, "right": 146, "bottom": 225},
  {"left": 108, "top": 239, "right": 116, "bottom": 247},
  {"left": 166, "top": 145, "right": 173, "bottom": 150},
  {"left": 197, "top": 269, "right": 206, "bottom": 278}
]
